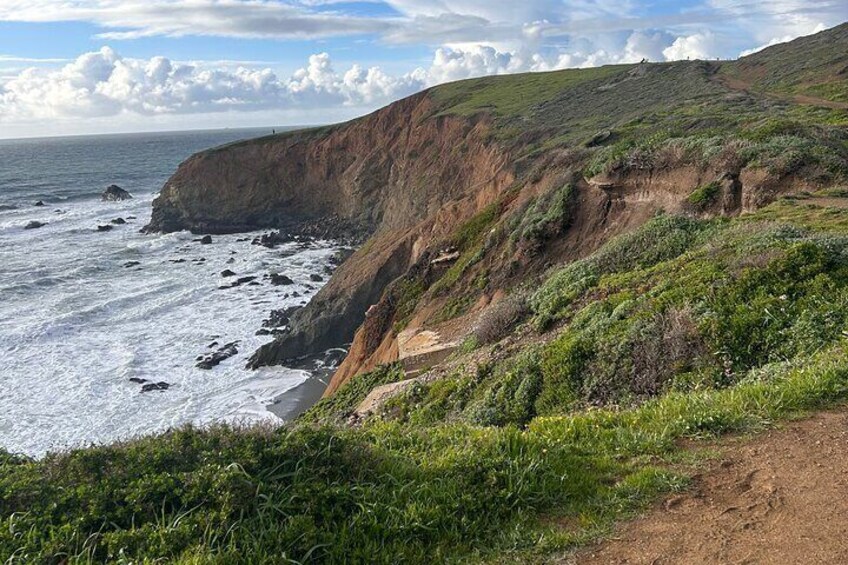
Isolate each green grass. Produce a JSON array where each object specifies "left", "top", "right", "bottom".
[
  {"left": 3, "top": 343, "right": 847, "bottom": 563},
  {"left": 719, "top": 23, "right": 848, "bottom": 103},
  {"left": 5, "top": 200, "right": 848, "bottom": 563},
  {"left": 431, "top": 66, "right": 626, "bottom": 120},
  {"left": 383, "top": 199, "right": 848, "bottom": 427},
  {"left": 686, "top": 180, "right": 722, "bottom": 209}
]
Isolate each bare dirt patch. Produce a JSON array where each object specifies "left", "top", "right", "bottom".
[
  {"left": 716, "top": 75, "right": 848, "bottom": 110},
  {"left": 575, "top": 407, "right": 848, "bottom": 564}
]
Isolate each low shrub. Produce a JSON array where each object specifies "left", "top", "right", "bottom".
[{"left": 473, "top": 292, "right": 530, "bottom": 344}]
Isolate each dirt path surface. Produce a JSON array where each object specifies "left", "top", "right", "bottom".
[
  {"left": 715, "top": 75, "right": 848, "bottom": 111},
  {"left": 805, "top": 197, "right": 848, "bottom": 209},
  {"left": 575, "top": 407, "right": 848, "bottom": 564}
]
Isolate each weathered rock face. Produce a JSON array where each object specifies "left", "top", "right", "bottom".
[
  {"left": 146, "top": 93, "right": 508, "bottom": 236},
  {"left": 146, "top": 92, "right": 515, "bottom": 370}
]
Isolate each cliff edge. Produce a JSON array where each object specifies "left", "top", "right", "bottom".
[{"left": 146, "top": 23, "right": 848, "bottom": 396}]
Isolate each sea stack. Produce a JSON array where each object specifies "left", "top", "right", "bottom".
[{"left": 102, "top": 184, "right": 133, "bottom": 201}]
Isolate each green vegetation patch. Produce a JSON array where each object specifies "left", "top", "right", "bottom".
[
  {"left": 5, "top": 198, "right": 848, "bottom": 563},
  {"left": 300, "top": 363, "right": 406, "bottom": 425},
  {"left": 5, "top": 343, "right": 847, "bottom": 563},
  {"left": 686, "top": 180, "right": 722, "bottom": 209},
  {"left": 431, "top": 65, "right": 626, "bottom": 121}
]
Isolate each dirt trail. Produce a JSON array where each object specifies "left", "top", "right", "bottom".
[
  {"left": 716, "top": 75, "right": 848, "bottom": 110},
  {"left": 804, "top": 197, "right": 848, "bottom": 209},
  {"left": 575, "top": 407, "right": 848, "bottom": 564}
]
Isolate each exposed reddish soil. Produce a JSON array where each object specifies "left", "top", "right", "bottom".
[{"left": 575, "top": 407, "right": 848, "bottom": 564}]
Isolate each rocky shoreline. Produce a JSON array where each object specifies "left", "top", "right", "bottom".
[{"left": 141, "top": 90, "right": 512, "bottom": 390}]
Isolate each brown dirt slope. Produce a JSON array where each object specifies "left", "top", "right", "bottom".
[{"left": 575, "top": 408, "right": 848, "bottom": 565}]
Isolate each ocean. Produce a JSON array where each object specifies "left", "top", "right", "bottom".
[{"left": 0, "top": 129, "right": 337, "bottom": 456}]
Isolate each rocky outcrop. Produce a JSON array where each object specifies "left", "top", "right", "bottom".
[
  {"left": 147, "top": 92, "right": 515, "bottom": 373},
  {"left": 146, "top": 93, "right": 509, "bottom": 236},
  {"left": 102, "top": 185, "right": 132, "bottom": 201},
  {"left": 196, "top": 342, "right": 239, "bottom": 369}
]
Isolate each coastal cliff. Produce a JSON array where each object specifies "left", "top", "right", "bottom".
[
  {"left": 8, "top": 23, "right": 848, "bottom": 564},
  {"left": 147, "top": 89, "right": 516, "bottom": 373},
  {"left": 146, "top": 23, "right": 848, "bottom": 397}
]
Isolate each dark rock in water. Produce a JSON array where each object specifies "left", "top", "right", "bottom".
[
  {"left": 24, "top": 220, "right": 46, "bottom": 229},
  {"left": 102, "top": 184, "right": 133, "bottom": 201},
  {"left": 309, "top": 273, "right": 323, "bottom": 282},
  {"left": 269, "top": 273, "right": 294, "bottom": 286},
  {"left": 291, "top": 291, "right": 300, "bottom": 298},
  {"left": 220, "top": 269, "right": 236, "bottom": 277},
  {"left": 111, "top": 217, "right": 127, "bottom": 225},
  {"left": 248, "top": 281, "right": 261, "bottom": 286},
  {"left": 251, "top": 231, "right": 311, "bottom": 249},
  {"left": 218, "top": 276, "right": 257, "bottom": 290},
  {"left": 97, "top": 224, "right": 114, "bottom": 232},
  {"left": 208, "top": 341, "right": 219, "bottom": 348},
  {"left": 123, "top": 261, "right": 141, "bottom": 268},
  {"left": 255, "top": 328, "right": 272, "bottom": 336},
  {"left": 170, "top": 258, "right": 186, "bottom": 263},
  {"left": 262, "top": 306, "right": 300, "bottom": 329},
  {"left": 196, "top": 341, "right": 239, "bottom": 369},
  {"left": 199, "top": 235, "right": 213, "bottom": 244},
  {"left": 129, "top": 377, "right": 148, "bottom": 384},
  {"left": 226, "top": 257, "right": 236, "bottom": 264},
  {"left": 34, "top": 200, "right": 45, "bottom": 207},
  {"left": 141, "top": 381, "right": 170, "bottom": 392},
  {"left": 126, "top": 216, "right": 137, "bottom": 220}
]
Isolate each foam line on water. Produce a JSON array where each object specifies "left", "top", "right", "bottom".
[{"left": 0, "top": 192, "right": 340, "bottom": 456}]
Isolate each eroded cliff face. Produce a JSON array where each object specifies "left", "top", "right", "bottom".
[
  {"left": 147, "top": 92, "right": 516, "bottom": 370},
  {"left": 146, "top": 45, "right": 844, "bottom": 400},
  {"left": 147, "top": 93, "right": 508, "bottom": 236},
  {"left": 322, "top": 156, "right": 825, "bottom": 396}
]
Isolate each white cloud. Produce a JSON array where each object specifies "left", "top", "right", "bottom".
[
  {"left": 0, "top": 1, "right": 845, "bottom": 137},
  {"left": 0, "top": 0, "right": 394, "bottom": 41},
  {"left": 427, "top": 45, "right": 519, "bottom": 83},
  {"left": 0, "top": 47, "right": 426, "bottom": 121},
  {"left": 662, "top": 31, "right": 718, "bottom": 61}
]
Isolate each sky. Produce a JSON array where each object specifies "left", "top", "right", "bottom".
[{"left": 0, "top": 1, "right": 845, "bottom": 139}]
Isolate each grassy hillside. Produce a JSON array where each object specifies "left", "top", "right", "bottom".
[
  {"left": 3, "top": 24, "right": 848, "bottom": 564},
  {"left": 720, "top": 22, "right": 848, "bottom": 103},
  {"left": 4, "top": 194, "right": 848, "bottom": 563}
]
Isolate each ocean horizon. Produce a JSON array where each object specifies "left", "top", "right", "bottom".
[{"left": 0, "top": 127, "right": 337, "bottom": 456}]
